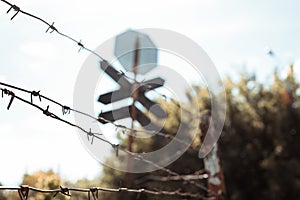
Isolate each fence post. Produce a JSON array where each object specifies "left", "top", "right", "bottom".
[{"left": 199, "top": 110, "right": 226, "bottom": 199}]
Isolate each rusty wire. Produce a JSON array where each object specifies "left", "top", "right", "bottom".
[
  {"left": 1, "top": 0, "right": 104, "bottom": 59},
  {"left": 135, "top": 170, "right": 208, "bottom": 185},
  {"left": 0, "top": 81, "right": 198, "bottom": 151},
  {"left": 0, "top": 185, "right": 209, "bottom": 200},
  {"left": 0, "top": 86, "right": 111, "bottom": 146}
]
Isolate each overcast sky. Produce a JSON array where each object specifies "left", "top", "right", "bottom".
[{"left": 0, "top": 0, "right": 300, "bottom": 185}]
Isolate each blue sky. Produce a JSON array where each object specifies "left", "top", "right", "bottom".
[{"left": 0, "top": 0, "right": 300, "bottom": 185}]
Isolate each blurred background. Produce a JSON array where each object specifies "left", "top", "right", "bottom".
[{"left": 0, "top": 0, "right": 299, "bottom": 199}]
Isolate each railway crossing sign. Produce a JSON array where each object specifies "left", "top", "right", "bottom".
[
  {"left": 98, "top": 30, "right": 165, "bottom": 131},
  {"left": 98, "top": 61, "right": 166, "bottom": 131}
]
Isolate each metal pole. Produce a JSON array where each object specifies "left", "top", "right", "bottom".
[
  {"left": 125, "top": 37, "right": 140, "bottom": 190},
  {"left": 199, "top": 110, "right": 226, "bottom": 199}
]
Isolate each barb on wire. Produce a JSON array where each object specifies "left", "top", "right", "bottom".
[
  {"left": 31, "top": 90, "right": 41, "bottom": 103},
  {"left": 6, "top": 4, "right": 20, "bottom": 20},
  {"left": 46, "top": 22, "right": 56, "bottom": 33},
  {"left": 18, "top": 185, "right": 29, "bottom": 200},
  {"left": 1, "top": 88, "right": 15, "bottom": 110},
  {"left": 87, "top": 128, "right": 96, "bottom": 144},
  {"left": 0, "top": 185, "right": 208, "bottom": 199},
  {"left": 78, "top": 39, "right": 84, "bottom": 52},
  {"left": 53, "top": 186, "right": 71, "bottom": 197},
  {"left": 62, "top": 105, "right": 71, "bottom": 115},
  {"left": 0, "top": 87, "right": 111, "bottom": 146},
  {"left": 89, "top": 187, "right": 99, "bottom": 200}
]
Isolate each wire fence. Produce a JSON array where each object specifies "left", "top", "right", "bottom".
[
  {"left": 1, "top": 0, "right": 105, "bottom": 59},
  {"left": 0, "top": 0, "right": 201, "bottom": 151},
  {"left": 0, "top": 82, "right": 213, "bottom": 195},
  {"left": 0, "top": 0, "right": 136, "bottom": 82},
  {"left": 0, "top": 0, "right": 214, "bottom": 198},
  {"left": 0, "top": 81, "right": 197, "bottom": 151},
  {"left": 0, "top": 185, "right": 209, "bottom": 200}
]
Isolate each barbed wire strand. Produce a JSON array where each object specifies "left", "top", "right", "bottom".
[
  {"left": 0, "top": 185, "right": 209, "bottom": 200},
  {"left": 134, "top": 171, "right": 208, "bottom": 185},
  {"left": 0, "top": 0, "right": 202, "bottom": 150},
  {"left": 122, "top": 148, "right": 213, "bottom": 194},
  {"left": 0, "top": 87, "right": 109, "bottom": 144},
  {"left": 0, "top": 81, "right": 198, "bottom": 151},
  {"left": 0, "top": 0, "right": 213, "bottom": 195},
  {"left": 1, "top": 0, "right": 104, "bottom": 59},
  {"left": 0, "top": 86, "right": 214, "bottom": 195},
  {"left": 0, "top": 0, "right": 139, "bottom": 82}
]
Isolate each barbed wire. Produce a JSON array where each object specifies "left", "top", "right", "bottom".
[
  {"left": 0, "top": 0, "right": 101, "bottom": 60},
  {"left": 135, "top": 170, "right": 208, "bottom": 185},
  {"left": 0, "top": 0, "right": 138, "bottom": 82},
  {"left": 0, "top": 84, "right": 213, "bottom": 195},
  {"left": 0, "top": 81, "right": 198, "bottom": 151},
  {"left": 0, "top": 0, "right": 213, "bottom": 195},
  {"left": 122, "top": 148, "right": 213, "bottom": 194},
  {"left": 0, "top": 0, "right": 202, "bottom": 121},
  {"left": 0, "top": 185, "right": 209, "bottom": 200},
  {"left": 0, "top": 0, "right": 202, "bottom": 150},
  {"left": 0, "top": 86, "right": 114, "bottom": 147}
]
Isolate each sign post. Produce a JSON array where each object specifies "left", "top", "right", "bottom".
[
  {"left": 98, "top": 30, "right": 165, "bottom": 194},
  {"left": 125, "top": 37, "right": 140, "bottom": 188}
]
